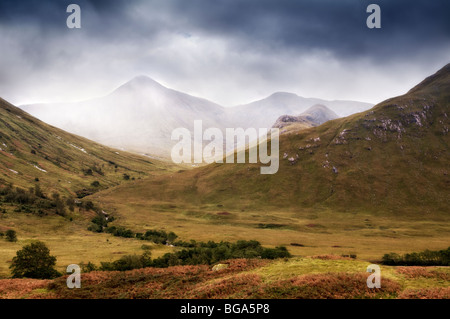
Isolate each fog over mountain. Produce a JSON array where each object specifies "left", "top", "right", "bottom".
[
  {"left": 229, "top": 93, "right": 371, "bottom": 129},
  {"left": 273, "top": 104, "right": 340, "bottom": 131},
  {"left": 22, "top": 76, "right": 373, "bottom": 158}
]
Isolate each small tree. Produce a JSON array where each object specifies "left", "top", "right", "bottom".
[
  {"left": 5, "top": 229, "right": 17, "bottom": 242},
  {"left": 10, "top": 241, "right": 60, "bottom": 279}
]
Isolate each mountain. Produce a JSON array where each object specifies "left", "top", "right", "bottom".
[
  {"left": 299, "top": 104, "right": 340, "bottom": 125},
  {"left": 96, "top": 64, "right": 450, "bottom": 214},
  {"left": 227, "top": 92, "right": 373, "bottom": 129},
  {"left": 273, "top": 104, "right": 339, "bottom": 132},
  {"left": 21, "top": 76, "right": 229, "bottom": 158},
  {"left": 0, "top": 97, "right": 172, "bottom": 196},
  {"left": 22, "top": 78, "right": 372, "bottom": 158}
]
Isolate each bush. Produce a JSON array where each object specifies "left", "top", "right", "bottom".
[
  {"left": 150, "top": 240, "right": 291, "bottom": 268},
  {"left": 100, "top": 252, "right": 151, "bottom": 271},
  {"left": 91, "top": 181, "right": 101, "bottom": 187},
  {"left": 10, "top": 241, "right": 61, "bottom": 279},
  {"left": 96, "top": 240, "right": 291, "bottom": 271},
  {"left": 105, "top": 226, "right": 134, "bottom": 238},
  {"left": 382, "top": 247, "right": 450, "bottom": 266},
  {"left": 5, "top": 229, "right": 17, "bottom": 242},
  {"left": 80, "top": 261, "right": 98, "bottom": 273},
  {"left": 143, "top": 229, "right": 177, "bottom": 244}
]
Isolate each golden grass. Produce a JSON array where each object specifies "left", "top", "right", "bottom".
[{"left": 0, "top": 211, "right": 174, "bottom": 278}]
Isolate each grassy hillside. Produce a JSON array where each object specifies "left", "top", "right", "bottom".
[
  {"left": 0, "top": 97, "right": 180, "bottom": 277},
  {"left": 0, "top": 97, "right": 175, "bottom": 196},
  {"left": 97, "top": 64, "right": 449, "bottom": 213},
  {"left": 90, "top": 64, "right": 450, "bottom": 260}
]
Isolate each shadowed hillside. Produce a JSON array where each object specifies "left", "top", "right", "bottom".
[{"left": 0, "top": 97, "right": 175, "bottom": 197}]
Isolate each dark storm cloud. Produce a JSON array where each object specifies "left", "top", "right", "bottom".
[
  {"left": 2, "top": 0, "right": 448, "bottom": 59},
  {"left": 0, "top": 0, "right": 449, "bottom": 105},
  {"left": 161, "top": 0, "right": 450, "bottom": 60}
]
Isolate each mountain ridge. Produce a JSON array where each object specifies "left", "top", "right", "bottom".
[{"left": 21, "top": 77, "right": 372, "bottom": 157}]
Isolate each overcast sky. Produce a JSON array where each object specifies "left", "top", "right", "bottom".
[{"left": 0, "top": 0, "right": 449, "bottom": 106}]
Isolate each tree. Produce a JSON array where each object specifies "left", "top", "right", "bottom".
[
  {"left": 5, "top": 229, "right": 17, "bottom": 242},
  {"left": 10, "top": 241, "right": 60, "bottom": 279}
]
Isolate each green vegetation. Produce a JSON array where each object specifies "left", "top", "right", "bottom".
[
  {"left": 100, "top": 253, "right": 152, "bottom": 271},
  {"left": 95, "top": 240, "right": 290, "bottom": 271},
  {"left": 1, "top": 182, "right": 86, "bottom": 219},
  {"left": 105, "top": 226, "right": 134, "bottom": 238},
  {"left": 139, "top": 229, "right": 178, "bottom": 244},
  {"left": 10, "top": 241, "right": 60, "bottom": 279},
  {"left": 5, "top": 229, "right": 17, "bottom": 242},
  {"left": 152, "top": 240, "right": 290, "bottom": 268},
  {"left": 382, "top": 247, "right": 450, "bottom": 266},
  {"left": 88, "top": 213, "right": 178, "bottom": 245}
]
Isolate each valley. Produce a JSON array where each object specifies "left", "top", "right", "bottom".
[{"left": 0, "top": 64, "right": 449, "bottom": 299}]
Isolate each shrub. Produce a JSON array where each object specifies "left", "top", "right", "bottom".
[
  {"left": 91, "top": 181, "right": 101, "bottom": 187},
  {"left": 10, "top": 241, "right": 60, "bottom": 279},
  {"left": 150, "top": 240, "right": 291, "bottom": 268},
  {"left": 105, "top": 226, "right": 134, "bottom": 238},
  {"left": 100, "top": 252, "right": 152, "bottom": 271},
  {"left": 143, "top": 229, "right": 177, "bottom": 244},
  {"left": 382, "top": 247, "right": 450, "bottom": 266},
  {"left": 80, "top": 261, "right": 98, "bottom": 273},
  {"left": 5, "top": 229, "right": 17, "bottom": 242}
]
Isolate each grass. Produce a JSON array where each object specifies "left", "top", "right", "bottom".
[
  {"left": 85, "top": 188, "right": 450, "bottom": 261},
  {"left": 0, "top": 211, "right": 175, "bottom": 278}
]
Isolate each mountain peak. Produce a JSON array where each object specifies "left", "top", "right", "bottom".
[
  {"left": 114, "top": 75, "right": 167, "bottom": 94},
  {"left": 268, "top": 92, "right": 299, "bottom": 99},
  {"left": 128, "top": 75, "right": 163, "bottom": 86},
  {"left": 300, "top": 104, "right": 339, "bottom": 125},
  {"left": 273, "top": 103, "right": 339, "bottom": 129}
]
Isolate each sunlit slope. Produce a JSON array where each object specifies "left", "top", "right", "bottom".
[
  {"left": 100, "top": 64, "right": 450, "bottom": 214},
  {"left": 0, "top": 97, "right": 175, "bottom": 196}
]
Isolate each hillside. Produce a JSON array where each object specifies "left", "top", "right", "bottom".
[
  {"left": 98, "top": 64, "right": 449, "bottom": 213},
  {"left": 0, "top": 97, "right": 174, "bottom": 197},
  {"left": 0, "top": 97, "right": 179, "bottom": 278},
  {"left": 91, "top": 64, "right": 450, "bottom": 260}
]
